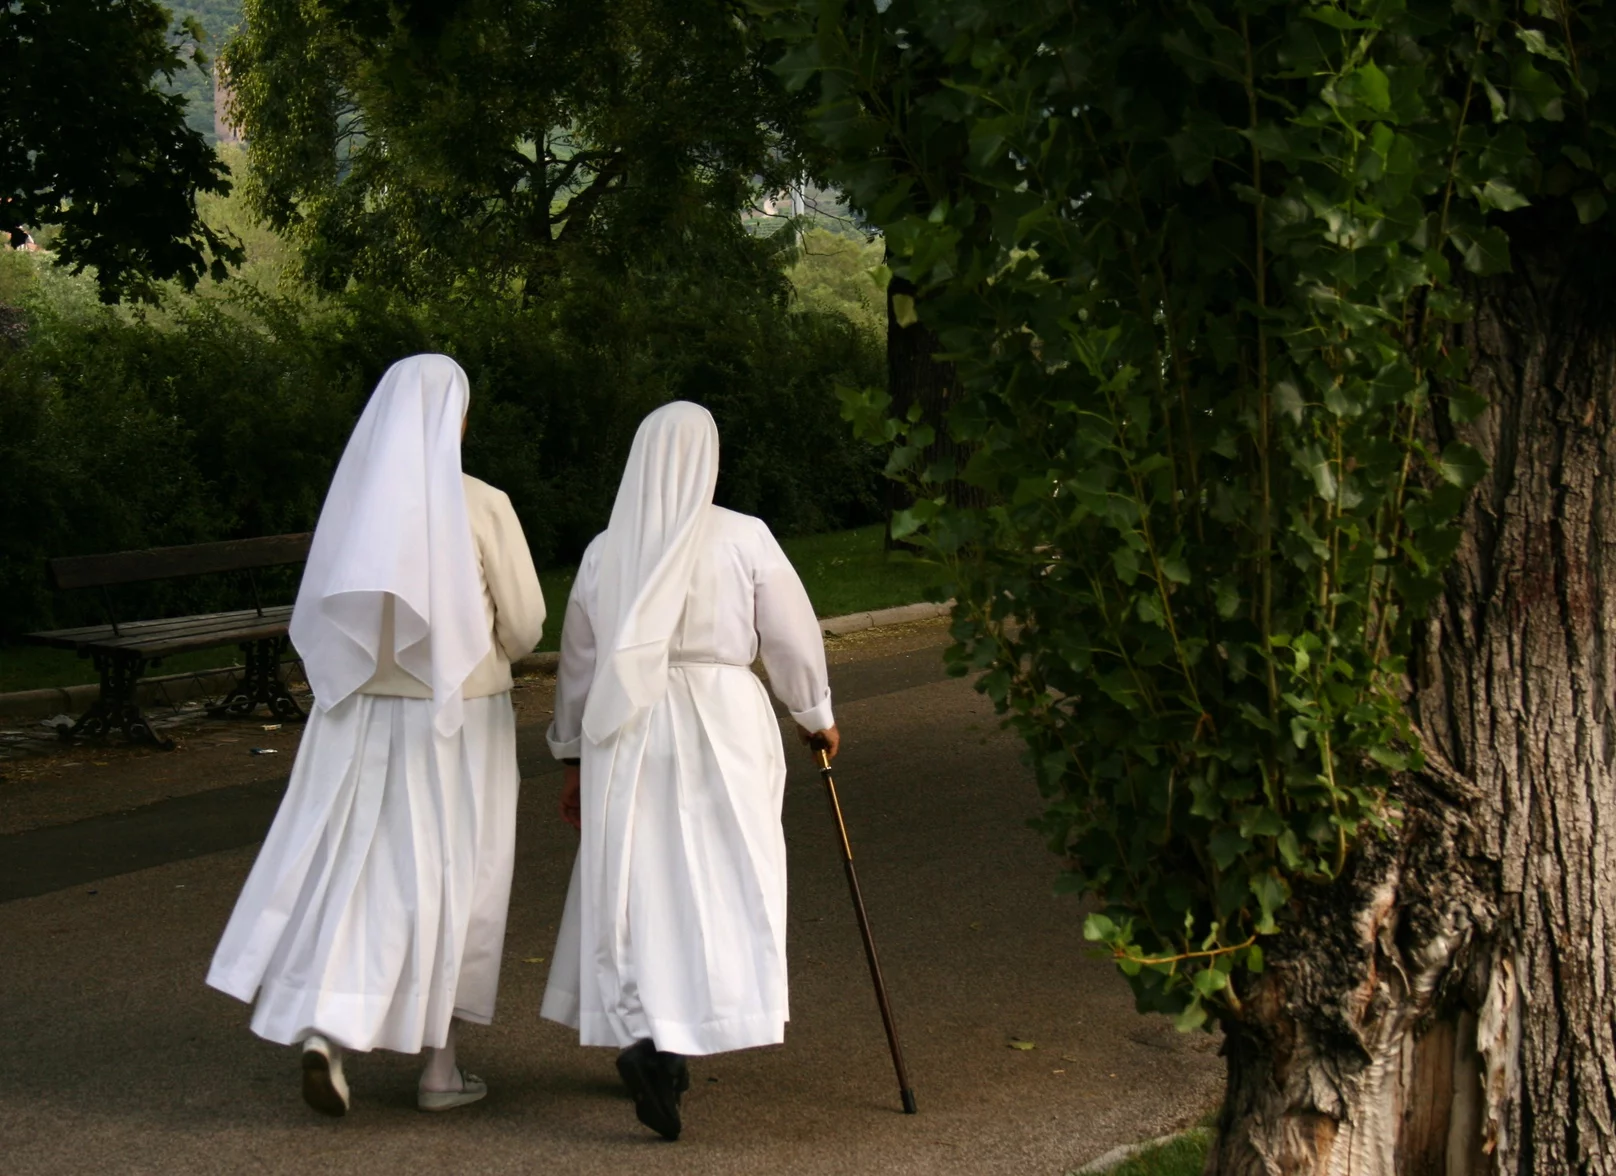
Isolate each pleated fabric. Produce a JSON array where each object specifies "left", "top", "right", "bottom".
[
  {"left": 207, "top": 693, "right": 519, "bottom": 1054},
  {"left": 542, "top": 662, "right": 789, "bottom": 1056}
]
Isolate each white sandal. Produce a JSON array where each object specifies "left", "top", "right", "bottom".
[
  {"left": 418, "top": 1068, "right": 487, "bottom": 1112},
  {"left": 301, "top": 1035, "right": 350, "bottom": 1117}
]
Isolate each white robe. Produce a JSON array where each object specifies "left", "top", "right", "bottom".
[
  {"left": 207, "top": 477, "right": 545, "bottom": 1054},
  {"left": 542, "top": 506, "right": 834, "bottom": 1056}
]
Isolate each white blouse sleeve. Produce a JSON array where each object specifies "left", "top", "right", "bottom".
[
  {"left": 480, "top": 488, "right": 547, "bottom": 662},
  {"left": 753, "top": 520, "right": 835, "bottom": 733},
  {"left": 546, "top": 539, "right": 602, "bottom": 760}
]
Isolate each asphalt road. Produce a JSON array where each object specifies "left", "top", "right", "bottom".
[{"left": 0, "top": 627, "right": 1222, "bottom": 1176}]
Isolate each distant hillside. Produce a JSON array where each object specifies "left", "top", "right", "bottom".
[{"left": 166, "top": 0, "right": 245, "bottom": 144}]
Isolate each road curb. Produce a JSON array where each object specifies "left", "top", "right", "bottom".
[
  {"left": 819, "top": 599, "right": 952, "bottom": 637},
  {"left": 1, "top": 600, "right": 954, "bottom": 718}
]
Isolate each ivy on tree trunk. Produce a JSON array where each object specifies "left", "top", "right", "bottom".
[{"left": 759, "top": 0, "right": 1616, "bottom": 1167}]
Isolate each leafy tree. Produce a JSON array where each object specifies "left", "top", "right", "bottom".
[
  {"left": 223, "top": 0, "right": 816, "bottom": 299},
  {"left": 788, "top": 225, "right": 885, "bottom": 338},
  {"left": 165, "top": 0, "right": 246, "bottom": 141},
  {"left": 764, "top": 0, "right": 1616, "bottom": 1169},
  {"left": 0, "top": 0, "right": 242, "bottom": 301}
]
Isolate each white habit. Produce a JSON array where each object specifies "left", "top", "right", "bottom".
[
  {"left": 207, "top": 355, "right": 546, "bottom": 1055},
  {"left": 541, "top": 402, "right": 833, "bottom": 1057}
]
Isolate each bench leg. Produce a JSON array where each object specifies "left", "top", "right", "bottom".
[
  {"left": 63, "top": 652, "right": 175, "bottom": 751},
  {"left": 210, "top": 637, "right": 308, "bottom": 723}
]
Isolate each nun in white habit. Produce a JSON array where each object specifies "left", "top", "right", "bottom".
[
  {"left": 541, "top": 400, "right": 838, "bottom": 1141},
  {"left": 207, "top": 354, "right": 546, "bottom": 1116}
]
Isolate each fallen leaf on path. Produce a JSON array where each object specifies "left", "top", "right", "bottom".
[
  {"left": 1008, "top": 1039, "right": 1036, "bottom": 1050},
  {"left": 523, "top": 957, "right": 546, "bottom": 964}
]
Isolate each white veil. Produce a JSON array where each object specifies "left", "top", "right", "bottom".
[
  {"left": 290, "top": 353, "right": 490, "bottom": 736},
  {"left": 581, "top": 401, "right": 719, "bottom": 744}
]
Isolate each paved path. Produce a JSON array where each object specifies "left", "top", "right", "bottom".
[{"left": 0, "top": 623, "right": 1222, "bottom": 1175}]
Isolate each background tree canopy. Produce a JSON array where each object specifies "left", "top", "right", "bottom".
[
  {"left": 0, "top": 0, "right": 890, "bottom": 638},
  {"left": 223, "top": 0, "right": 817, "bottom": 298},
  {"left": 0, "top": 0, "right": 242, "bottom": 301}
]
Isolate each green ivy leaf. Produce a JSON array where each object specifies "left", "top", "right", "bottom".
[
  {"left": 1344, "top": 62, "right": 1392, "bottom": 112},
  {"left": 1438, "top": 441, "right": 1488, "bottom": 489},
  {"left": 1112, "top": 546, "right": 1141, "bottom": 584},
  {"left": 1215, "top": 580, "right": 1241, "bottom": 619},
  {"left": 1250, "top": 872, "right": 1291, "bottom": 935},
  {"left": 1173, "top": 998, "right": 1208, "bottom": 1032},
  {"left": 1476, "top": 178, "right": 1530, "bottom": 212},
  {"left": 1574, "top": 189, "right": 1608, "bottom": 225},
  {"left": 1457, "top": 227, "right": 1512, "bottom": 275},
  {"left": 1209, "top": 827, "right": 1251, "bottom": 870},
  {"left": 1516, "top": 27, "right": 1570, "bottom": 64}
]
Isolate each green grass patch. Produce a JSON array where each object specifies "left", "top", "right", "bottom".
[
  {"left": 1086, "top": 1129, "right": 1211, "bottom": 1176},
  {"left": 0, "top": 525, "right": 939, "bottom": 693},
  {"left": 779, "top": 523, "right": 944, "bottom": 618}
]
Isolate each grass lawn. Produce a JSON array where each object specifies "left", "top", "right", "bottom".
[
  {"left": 1101, "top": 1130, "right": 1212, "bottom": 1176},
  {"left": 780, "top": 523, "right": 944, "bottom": 618},
  {"left": 0, "top": 523, "right": 942, "bottom": 694}
]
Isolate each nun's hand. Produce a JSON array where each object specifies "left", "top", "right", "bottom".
[
  {"left": 560, "top": 765, "right": 582, "bottom": 830},
  {"left": 797, "top": 724, "right": 841, "bottom": 761}
]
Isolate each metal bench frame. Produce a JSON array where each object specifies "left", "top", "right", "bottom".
[{"left": 26, "top": 535, "right": 313, "bottom": 749}]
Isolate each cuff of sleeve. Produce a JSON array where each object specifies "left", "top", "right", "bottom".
[
  {"left": 547, "top": 724, "right": 582, "bottom": 761},
  {"left": 789, "top": 696, "right": 835, "bottom": 735}
]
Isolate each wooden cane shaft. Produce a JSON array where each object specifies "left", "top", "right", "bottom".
[
  {"left": 818, "top": 753, "right": 855, "bottom": 861},
  {"left": 815, "top": 747, "right": 917, "bottom": 1109}
]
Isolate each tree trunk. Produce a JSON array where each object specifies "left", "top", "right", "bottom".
[
  {"left": 885, "top": 268, "right": 984, "bottom": 547},
  {"left": 1206, "top": 214, "right": 1616, "bottom": 1175}
]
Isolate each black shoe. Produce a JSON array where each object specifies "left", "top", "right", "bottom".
[{"left": 616, "top": 1039, "right": 683, "bottom": 1141}]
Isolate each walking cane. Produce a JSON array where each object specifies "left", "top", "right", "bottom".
[{"left": 810, "top": 734, "right": 918, "bottom": 1114}]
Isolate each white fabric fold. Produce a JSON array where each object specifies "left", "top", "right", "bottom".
[
  {"left": 290, "top": 354, "right": 490, "bottom": 736},
  {"left": 581, "top": 401, "right": 719, "bottom": 744}
]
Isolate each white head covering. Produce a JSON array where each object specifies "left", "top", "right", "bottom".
[
  {"left": 582, "top": 401, "right": 719, "bottom": 744},
  {"left": 290, "top": 353, "right": 490, "bottom": 736}
]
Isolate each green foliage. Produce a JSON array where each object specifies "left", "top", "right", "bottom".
[
  {"left": 164, "top": 0, "right": 245, "bottom": 142},
  {"left": 0, "top": 0, "right": 243, "bottom": 301},
  {"left": 766, "top": 0, "right": 1611, "bottom": 1026},
  {"left": 0, "top": 228, "right": 885, "bottom": 638},
  {"left": 788, "top": 227, "right": 887, "bottom": 340},
  {"left": 223, "top": 0, "right": 815, "bottom": 299}
]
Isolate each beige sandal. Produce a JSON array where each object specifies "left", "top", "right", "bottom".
[{"left": 418, "top": 1068, "right": 487, "bottom": 1112}]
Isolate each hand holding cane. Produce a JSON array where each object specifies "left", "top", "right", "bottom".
[{"left": 809, "top": 732, "right": 918, "bottom": 1114}]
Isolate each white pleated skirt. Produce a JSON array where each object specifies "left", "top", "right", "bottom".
[
  {"left": 207, "top": 692, "right": 520, "bottom": 1054},
  {"left": 541, "top": 664, "right": 789, "bottom": 1057}
]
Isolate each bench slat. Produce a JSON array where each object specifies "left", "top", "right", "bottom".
[
  {"left": 27, "top": 606, "right": 296, "bottom": 656},
  {"left": 48, "top": 534, "right": 312, "bottom": 590}
]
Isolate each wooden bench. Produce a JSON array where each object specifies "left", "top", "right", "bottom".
[{"left": 24, "top": 534, "right": 313, "bottom": 749}]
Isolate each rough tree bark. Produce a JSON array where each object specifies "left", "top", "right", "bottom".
[{"left": 1205, "top": 214, "right": 1616, "bottom": 1174}]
